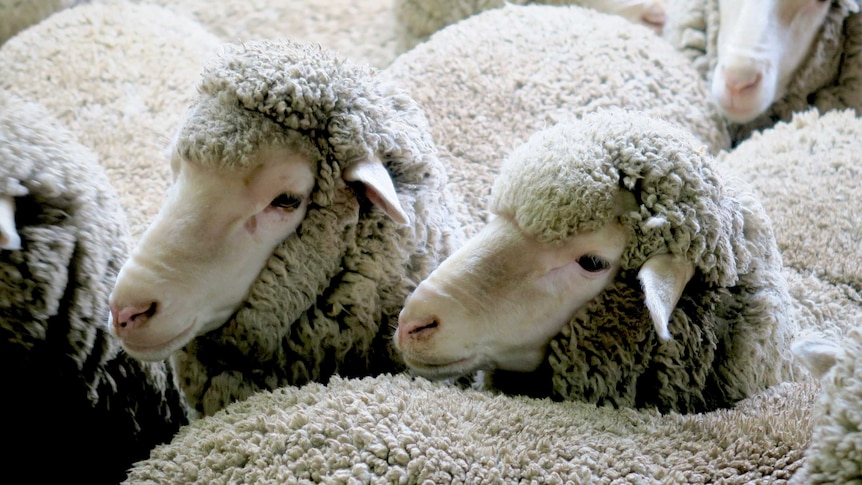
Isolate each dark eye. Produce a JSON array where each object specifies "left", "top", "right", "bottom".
[
  {"left": 577, "top": 254, "right": 610, "bottom": 272},
  {"left": 270, "top": 193, "right": 303, "bottom": 210}
]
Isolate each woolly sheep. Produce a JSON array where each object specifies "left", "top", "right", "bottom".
[
  {"left": 0, "top": 0, "right": 222, "bottom": 240},
  {"left": 791, "top": 329, "right": 862, "bottom": 484},
  {"left": 383, "top": 4, "right": 731, "bottom": 237},
  {"left": 396, "top": 0, "right": 667, "bottom": 48},
  {"left": 0, "top": 0, "right": 73, "bottom": 45},
  {"left": 397, "top": 109, "right": 798, "bottom": 413},
  {"left": 0, "top": 90, "right": 188, "bottom": 484},
  {"left": 107, "top": 39, "right": 465, "bottom": 416},
  {"left": 663, "top": 0, "right": 862, "bottom": 143},
  {"left": 140, "top": 0, "right": 414, "bottom": 69}
]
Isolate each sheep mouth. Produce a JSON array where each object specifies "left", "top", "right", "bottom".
[
  {"left": 402, "top": 355, "right": 478, "bottom": 380},
  {"left": 119, "top": 322, "right": 197, "bottom": 360}
]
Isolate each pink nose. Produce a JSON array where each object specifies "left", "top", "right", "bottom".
[
  {"left": 641, "top": 6, "right": 666, "bottom": 30},
  {"left": 723, "top": 68, "right": 762, "bottom": 95},
  {"left": 397, "top": 315, "right": 440, "bottom": 346},
  {"left": 110, "top": 302, "right": 158, "bottom": 337}
]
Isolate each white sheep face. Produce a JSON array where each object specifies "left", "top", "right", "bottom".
[
  {"left": 712, "top": 0, "right": 831, "bottom": 123},
  {"left": 108, "top": 145, "right": 316, "bottom": 361},
  {"left": 395, "top": 215, "right": 627, "bottom": 379},
  {"left": 579, "top": 0, "right": 667, "bottom": 33}
]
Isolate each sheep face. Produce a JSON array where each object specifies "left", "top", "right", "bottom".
[
  {"left": 712, "top": 0, "right": 832, "bottom": 123},
  {"left": 577, "top": 0, "right": 667, "bottom": 33},
  {"left": 395, "top": 214, "right": 628, "bottom": 378},
  {"left": 108, "top": 144, "right": 316, "bottom": 361}
]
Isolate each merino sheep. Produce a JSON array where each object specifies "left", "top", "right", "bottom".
[
  {"left": 791, "top": 329, "right": 862, "bottom": 484},
  {"left": 0, "top": 91, "right": 188, "bottom": 484},
  {"left": 663, "top": 0, "right": 862, "bottom": 143},
  {"left": 396, "top": 0, "right": 668, "bottom": 47},
  {"left": 108, "top": 39, "right": 465, "bottom": 416},
  {"left": 0, "top": 0, "right": 73, "bottom": 44},
  {"left": 397, "top": 109, "right": 797, "bottom": 413},
  {"left": 0, "top": 0, "right": 222, "bottom": 240}
]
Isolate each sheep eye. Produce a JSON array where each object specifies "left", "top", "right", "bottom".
[
  {"left": 270, "top": 193, "right": 302, "bottom": 210},
  {"left": 577, "top": 254, "right": 610, "bottom": 272}
]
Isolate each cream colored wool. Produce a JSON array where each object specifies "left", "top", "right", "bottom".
[
  {"left": 0, "top": 0, "right": 221, "bottom": 240},
  {"left": 125, "top": 373, "right": 818, "bottom": 484},
  {"left": 396, "top": 0, "right": 664, "bottom": 45},
  {"left": 0, "top": 91, "right": 188, "bottom": 484},
  {"left": 164, "top": 39, "right": 464, "bottom": 417},
  {"left": 0, "top": 0, "right": 72, "bottom": 44},
  {"left": 663, "top": 0, "right": 862, "bottom": 144},
  {"left": 791, "top": 328, "right": 862, "bottom": 484},
  {"left": 384, "top": 4, "right": 731, "bottom": 235},
  {"left": 138, "top": 0, "right": 415, "bottom": 68}
]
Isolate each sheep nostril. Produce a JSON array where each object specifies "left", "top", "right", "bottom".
[
  {"left": 112, "top": 302, "right": 158, "bottom": 333},
  {"left": 409, "top": 319, "right": 439, "bottom": 336}
]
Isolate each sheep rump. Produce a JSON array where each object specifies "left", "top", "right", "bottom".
[{"left": 168, "top": 39, "right": 464, "bottom": 416}]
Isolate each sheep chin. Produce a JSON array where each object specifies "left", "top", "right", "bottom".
[{"left": 118, "top": 319, "right": 199, "bottom": 362}]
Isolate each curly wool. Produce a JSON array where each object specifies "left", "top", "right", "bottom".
[
  {"left": 0, "top": 91, "right": 188, "bottom": 483},
  {"left": 490, "top": 109, "right": 795, "bottom": 413},
  {"left": 791, "top": 328, "right": 862, "bottom": 484},
  {"left": 663, "top": 0, "right": 862, "bottom": 144},
  {"left": 169, "top": 39, "right": 464, "bottom": 416},
  {"left": 384, "top": 4, "right": 731, "bottom": 236}
]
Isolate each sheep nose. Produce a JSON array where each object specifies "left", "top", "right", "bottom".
[
  {"left": 723, "top": 67, "right": 762, "bottom": 95},
  {"left": 110, "top": 301, "right": 158, "bottom": 337},
  {"left": 641, "top": 5, "right": 666, "bottom": 30},
  {"left": 397, "top": 316, "right": 440, "bottom": 346}
]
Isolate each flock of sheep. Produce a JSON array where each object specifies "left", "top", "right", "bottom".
[{"left": 0, "top": 0, "right": 860, "bottom": 482}]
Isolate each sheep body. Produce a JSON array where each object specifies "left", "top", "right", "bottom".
[
  {"left": 110, "top": 39, "right": 465, "bottom": 416},
  {"left": 384, "top": 4, "right": 731, "bottom": 235},
  {"left": 0, "top": 90, "right": 188, "bottom": 484},
  {"left": 398, "top": 109, "right": 797, "bottom": 413},
  {"left": 0, "top": 0, "right": 222, "bottom": 240},
  {"left": 395, "top": 0, "right": 667, "bottom": 46},
  {"left": 663, "top": 0, "right": 862, "bottom": 143}
]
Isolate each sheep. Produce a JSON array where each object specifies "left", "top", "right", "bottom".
[
  {"left": 140, "top": 0, "right": 414, "bottom": 69},
  {"left": 0, "top": 90, "right": 189, "bottom": 484},
  {"left": 395, "top": 0, "right": 668, "bottom": 49},
  {"left": 125, "top": 373, "right": 821, "bottom": 483},
  {"left": 0, "top": 0, "right": 222, "bottom": 241},
  {"left": 107, "top": 38, "right": 465, "bottom": 417},
  {"left": 662, "top": 0, "right": 862, "bottom": 144},
  {"left": 383, "top": 4, "right": 731, "bottom": 237},
  {"left": 0, "top": 0, "right": 73, "bottom": 45},
  {"left": 791, "top": 329, "right": 862, "bottom": 484},
  {"left": 396, "top": 109, "right": 798, "bottom": 413}
]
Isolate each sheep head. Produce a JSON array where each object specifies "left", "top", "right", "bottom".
[
  {"left": 710, "top": 0, "right": 858, "bottom": 123},
  {"left": 108, "top": 40, "right": 419, "bottom": 362},
  {"left": 396, "top": 110, "right": 746, "bottom": 380}
]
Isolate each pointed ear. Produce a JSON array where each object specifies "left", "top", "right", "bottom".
[
  {"left": 638, "top": 253, "right": 695, "bottom": 341},
  {"left": 343, "top": 157, "right": 409, "bottom": 225},
  {"left": 0, "top": 196, "right": 21, "bottom": 250},
  {"left": 791, "top": 335, "right": 840, "bottom": 379}
]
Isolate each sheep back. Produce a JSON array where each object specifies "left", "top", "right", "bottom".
[
  {"left": 384, "top": 4, "right": 730, "bottom": 236},
  {"left": 170, "top": 39, "right": 465, "bottom": 416},
  {"left": 0, "top": 0, "right": 221, "bottom": 240},
  {"left": 491, "top": 109, "right": 794, "bottom": 413},
  {"left": 663, "top": 0, "right": 862, "bottom": 143},
  {"left": 0, "top": 91, "right": 188, "bottom": 483}
]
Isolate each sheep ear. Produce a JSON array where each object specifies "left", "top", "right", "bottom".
[
  {"left": 791, "top": 335, "right": 840, "bottom": 379},
  {"left": 343, "top": 157, "right": 409, "bottom": 225},
  {"left": 0, "top": 196, "right": 21, "bottom": 250},
  {"left": 638, "top": 253, "right": 695, "bottom": 341}
]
